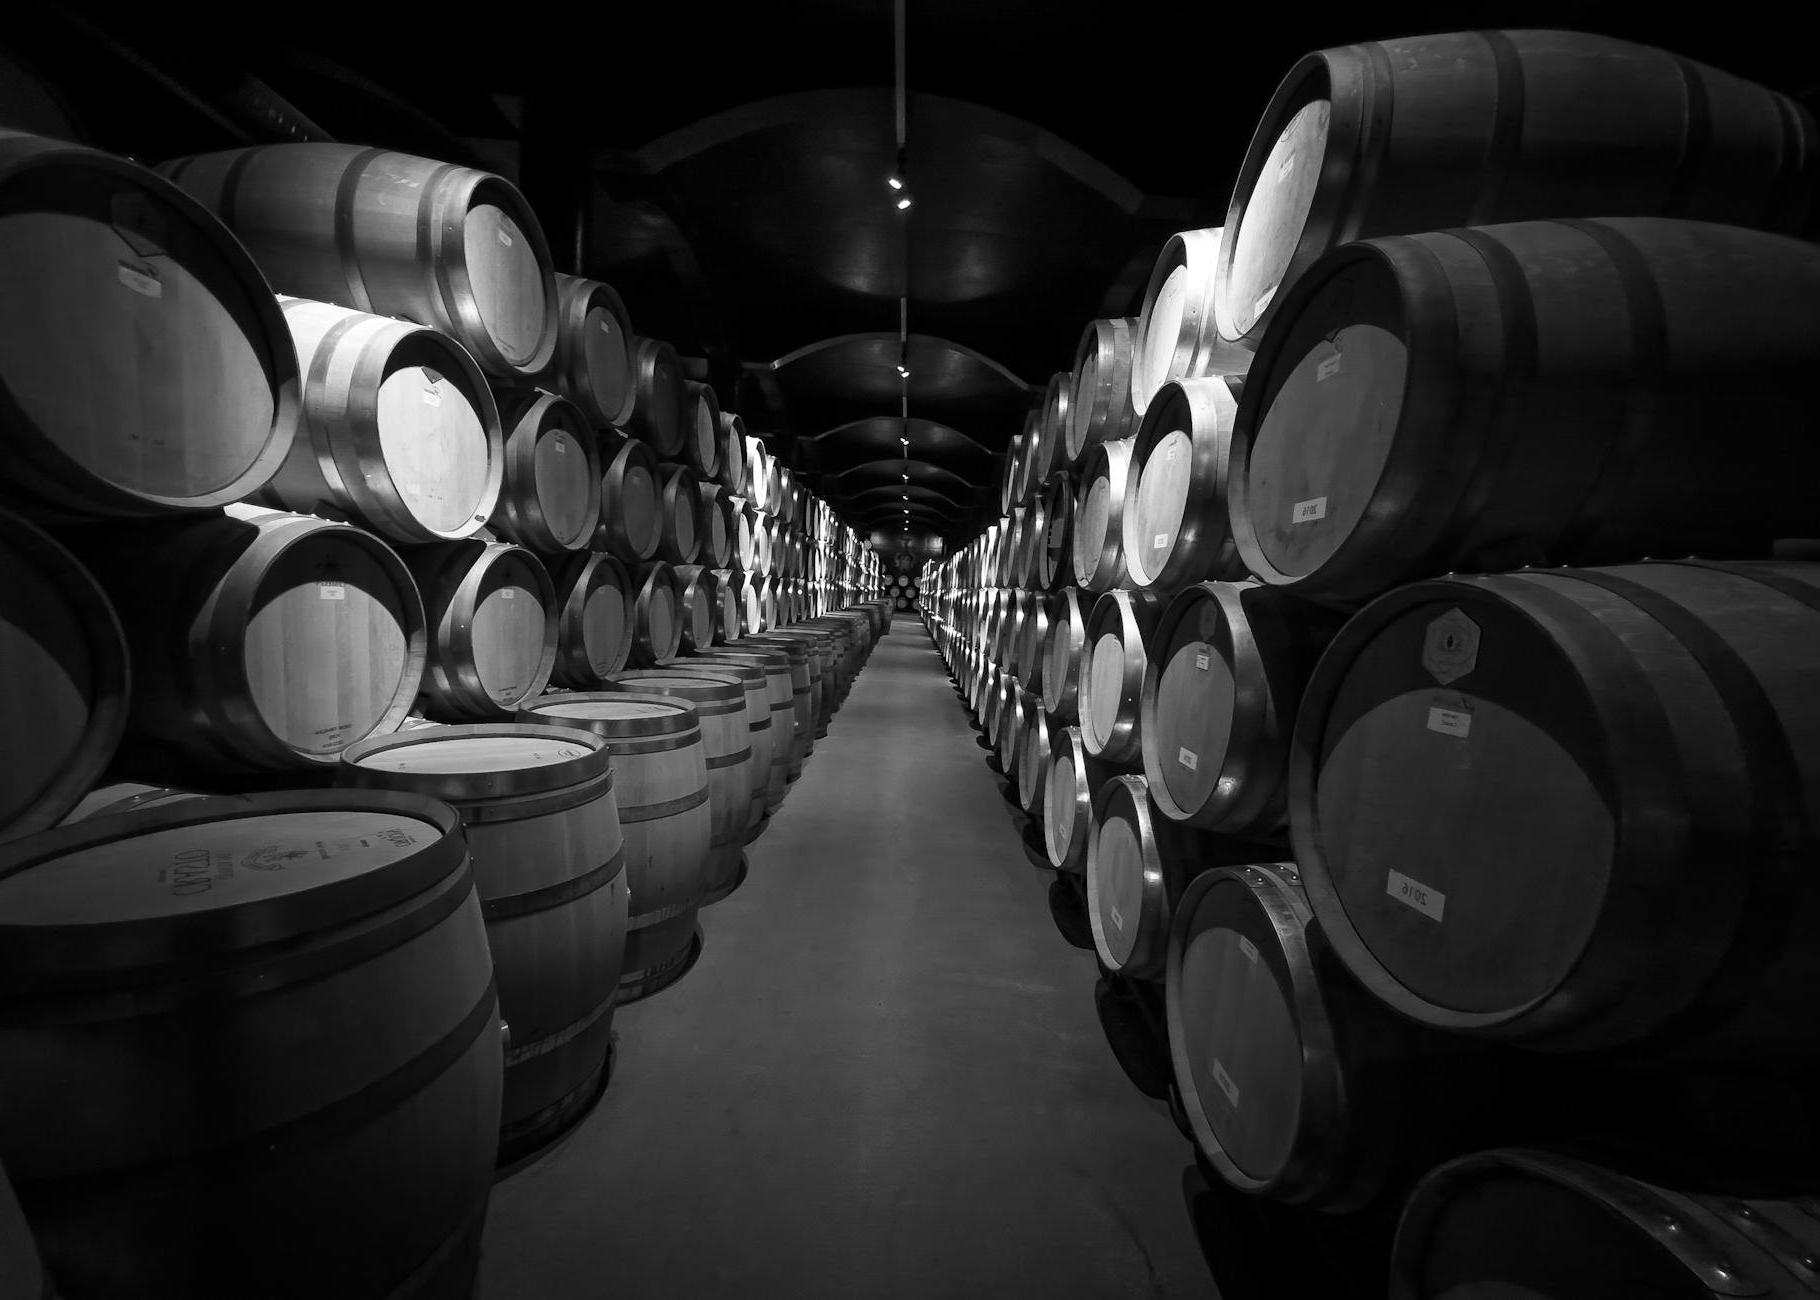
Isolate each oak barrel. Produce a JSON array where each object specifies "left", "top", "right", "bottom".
[
  {"left": 1072, "top": 437, "right": 1136, "bottom": 594},
  {"left": 717, "top": 412, "right": 747, "bottom": 493},
  {"left": 1134, "top": 228, "right": 1250, "bottom": 415},
  {"left": 670, "top": 564, "right": 719, "bottom": 655},
  {"left": 0, "top": 131, "right": 300, "bottom": 518},
  {"left": 0, "top": 509, "right": 127, "bottom": 840},
  {"left": 660, "top": 653, "right": 774, "bottom": 836},
  {"left": 1080, "top": 589, "right": 1163, "bottom": 765},
  {"left": 681, "top": 381, "right": 721, "bottom": 479},
  {"left": 688, "top": 647, "right": 792, "bottom": 812},
  {"left": 604, "top": 670, "right": 752, "bottom": 907},
  {"left": 550, "top": 274, "right": 635, "bottom": 428},
  {"left": 0, "top": 791, "right": 501, "bottom": 1298},
  {"left": 75, "top": 504, "right": 425, "bottom": 770},
  {"left": 1033, "top": 471, "right": 1075, "bottom": 591},
  {"left": 696, "top": 482, "right": 735, "bottom": 569},
  {"left": 549, "top": 551, "right": 634, "bottom": 688},
  {"left": 727, "top": 636, "right": 811, "bottom": 777},
  {"left": 1140, "top": 581, "right": 1344, "bottom": 834},
  {"left": 708, "top": 567, "right": 742, "bottom": 644},
  {"left": 596, "top": 431, "right": 662, "bottom": 562},
  {"left": 1066, "top": 317, "right": 1138, "bottom": 465},
  {"left": 1292, "top": 560, "right": 1820, "bottom": 1066},
  {"left": 1216, "top": 30, "right": 1820, "bottom": 349},
  {"left": 266, "top": 296, "right": 503, "bottom": 543},
  {"left": 1041, "top": 587, "right": 1090, "bottom": 724},
  {"left": 405, "top": 536, "right": 554, "bottom": 722},
  {"left": 162, "top": 142, "right": 557, "bottom": 376},
  {"left": 518, "top": 693, "right": 711, "bottom": 1001},
  {"left": 490, "top": 389, "right": 602, "bottom": 554},
  {"left": 338, "top": 724, "right": 626, "bottom": 1159},
  {"left": 627, "top": 337, "right": 683, "bottom": 457},
  {"left": 629, "top": 561, "right": 682, "bottom": 666},
  {"left": 1017, "top": 698, "right": 1051, "bottom": 818},
  {"left": 1229, "top": 218, "right": 1820, "bottom": 602},
  {"left": 1122, "top": 378, "right": 1245, "bottom": 591},
  {"left": 655, "top": 463, "right": 703, "bottom": 566}
]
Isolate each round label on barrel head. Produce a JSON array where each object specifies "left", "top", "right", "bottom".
[
  {"left": 0, "top": 810, "right": 439, "bottom": 925},
  {"left": 356, "top": 733, "right": 593, "bottom": 774}
]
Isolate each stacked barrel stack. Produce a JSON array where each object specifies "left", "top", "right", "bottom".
[
  {"left": 922, "top": 29, "right": 1820, "bottom": 1294},
  {"left": 0, "top": 129, "right": 889, "bottom": 1296}
]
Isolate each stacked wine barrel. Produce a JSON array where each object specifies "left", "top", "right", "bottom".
[
  {"left": 0, "top": 130, "right": 889, "bottom": 1294},
  {"left": 926, "top": 27, "right": 1820, "bottom": 1290}
]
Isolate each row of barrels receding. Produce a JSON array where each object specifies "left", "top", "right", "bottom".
[
  {"left": 0, "top": 129, "right": 886, "bottom": 837},
  {"left": 0, "top": 598, "right": 894, "bottom": 1298},
  {"left": 921, "top": 26, "right": 1820, "bottom": 1299}
]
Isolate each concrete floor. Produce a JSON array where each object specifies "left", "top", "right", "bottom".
[{"left": 478, "top": 617, "right": 1215, "bottom": 1300}]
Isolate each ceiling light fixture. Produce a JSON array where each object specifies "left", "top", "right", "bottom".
[
  {"left": 896, "top": 363, "right": 910, "bottom": 377},
  {"left": 887, "top": 175, "right": 903, "bottom": 191},
  {"left": 895, "top": 195, "right": 913, "bottom": 211}
]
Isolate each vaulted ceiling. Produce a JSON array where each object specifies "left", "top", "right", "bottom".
[{"left": 11, "top": 0, "right": 1808, "bottom": 542}]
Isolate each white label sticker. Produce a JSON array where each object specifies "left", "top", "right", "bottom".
[
  {"left": 1239, "top": 935, "right": 1258, "bottom": 963},
  {"left": 1427, "top": 707, "right": 1472, "bottom": 739},
  {"left": 599, "top": 319, "right": 613, "bottom": 334},
  {"left": 1387, "top": 869, "right": 1446, "bottom": 922},
  {"left": 1109, "top": 905, "right": 1124, "bottom": 932},
  {"left": 1211, "top": 1057, "right": 1241, "bottom": 1108},
  {"left": 500, "top": 589, "right": 515, "bottom": 599},
  {"left": 1194, "top": 652, "right": 1210, "bottom": 671},
  {"left": 1316, "top": 353, "right": 1343, "bottom": 382},
  {"left": 422, "top": 386, "right": 441, "bottom": 407},
  {"left": 497, "top": 228, "right": 514, "bottom": 247},
  {"left": 1177, "top": 747, "right": 1198, "bottom": 771},
  {"left": 1292, "top": 497, "right": 1328, "bottom": 524},
  {"left": 1153, "top": 533, "right": 1169, "bottom": 550},
  {"left": 117, "top": 262, "right": 162, "bottom": 298},
  {"left": 553, "top": 436, "right": 567, "bottom": 453},
  {"left": 318, "top": 583, "right": 346, "bottom": 601}
]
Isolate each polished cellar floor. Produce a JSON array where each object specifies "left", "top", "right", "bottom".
[{"left": 478, "top": 618, "right": 1215, "bottom": 1299}]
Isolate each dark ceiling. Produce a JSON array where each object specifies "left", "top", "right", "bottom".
[{"left": 8, "top": 0, "right": 1811, "bottom": 541}]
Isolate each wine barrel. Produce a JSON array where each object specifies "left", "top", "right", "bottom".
[
  {"left": 688, "top": 647, "right": 791, "bottom": 812},
  {"left": 1087, "top": 773, "right": 1231, "bottom": 980},
  {"left": 1032, "top": 472, "right": 1075, "bottom": 591},
  {"left": 0, "top": 510, "right": 128, "bottom": 840},
  {"left": 596, "top": 431, "right": 662, "bottom": 563},
  {"left": 995, "top": 677, "right": 1024, "bottom": 781},
  {"left": 1041, "top": 588, "right": 1090, "bottom": 724},
  {"left": 670, "top": 564, "right": 718, "bottom": 655},
  {"left": 1390, "top": 1149, "right": 1820, "bottom": 1300},
  {"left": 1066, "top": 317, "right": 1138, "bottom": 465},
  {"left": 162, "top": 142, "right": 557, "bottom": 376},
  {"left": 696, "top": 482, "right": 735, "bottom": 569},
  {"left": 1122, "top": 378, "right": 1246, "bottom": 591},
  {"left": 1292, "top": 560, "right": 1820, "bottom": 1067},
  {"left": 627, "top": 337, "right": 683, "bottom": 457},
  {"left": 0, "top": 131, "right": 300, "bottom": 518},
  {"left": 1072, "top": 437, "right": 1136, "bottom": 594},
  {"left": 75, "top": 504, "right": 425, "bottom": 770},
  {"left": 1168, "top": 862, "right": 1425, "bottom": 1211},
  {"left": 604, "top": 669, "right": 752, "bottom": 906},
  {"left": 0, "top": 791, "right": 500, "bottom": 1298},
  {"left": 1133, "top": 228, "right": 1249, "bottom": 416},
  {"left": 1080, "top": 589, "right": 1162, "bottom": 765},
  {"left": 717, "top": 412, "right": 747, "bottom": 493},
  {"left": 741, "top": 632, "right": 820, "bottom": 755},
  {"left": 730, "top": 571, "right": 764, "bottom": 636},
  {"left": 1017, "top": 699, "right": 1051, "bottom": 818},
  {"left": 264, "top": 297, "right": 502, "bottom": 543},
  {"left": 708, "top": 567, "right": 742, "bottom": 643},
  {"left": 759, "top": 574, "right": 779, "bottom": 633},
  {"left": 550, "top": 551, "right": 633, "bottom": 687},
  {"left": 1014, "top": 594, "right": 1050, "bottom": 696},
  {"left": 550, "top": 274, "right": 635, "bottom": 428},
  {"left": 1032, "top": 371, "right": 1071, "bottom": 489},
  {"left": 1046, "top": 726, "right": 1114, "bottom": 873},
  {"left": 1216, "top": 30, "right": 1820, "bottom": 350},
  {"left": 729, "top": 499, "right": 758, "bottom": 572},
  {"left": 629, "top": 561, "right": 682, "bottom": 667},
  {"left": 1229, "top": 218, "right": 1820, "bottom": 603},
  {"left": 741, "top": 435, "right": 771, "bottom": 513},
  {"left": 680, "top": 381, "right": 721, "bottom": 479},
  {"left": 654, "top": 464, "right": 703, "bottom": 566},
  {"left": 488, "top": 389, "right": 601, "bottom": 554},
  {"left": 338, "top": 724, "right": 626, "bottom": 1159},
  {"left": 728, "top": 636, "right": 810, "bottom": 777},
  {"left": 1141, "top": 581, "right": 1344, "bottom": 834},
  {"left": 519, "top": 693, "right": 710, "bottom": 999},
  {"left": 659, "top": 654, "right": 772, "bottom": 837},
  {"left": 405, "top": 537, "right": 555, "bottom": 723}
]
